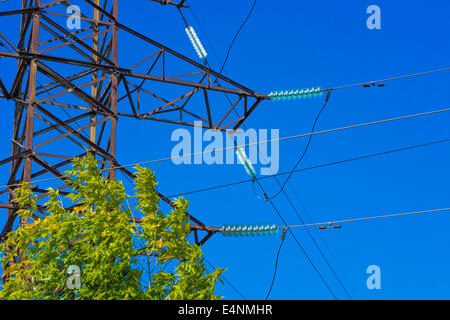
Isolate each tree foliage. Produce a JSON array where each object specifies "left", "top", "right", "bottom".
[{"left": 0, "top": 154, "right": 224, "bottom": 300}]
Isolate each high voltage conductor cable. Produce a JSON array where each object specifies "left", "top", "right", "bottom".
[
  {"left": 210, "top": 205, "right": 450, "bottom": 300},
  {"left": 185, "top": 3, "right": 410, "bottom": 299},
  {"left": 268, "top": 66, "right": 450, "bottom": 99},
  {"left": 7, "top": 136, "right": 448, "bottom": 198},
  {"left": 286, "top": 207, "right": 450, "bottom": 230},
  {"left": 183, "top": 5, "right": 450, "bottom": 102},
  {"left": 277, "top": 182, "right": 353, "bottom": 299},
  {"left": 1, "top": 110, "right": 449, "bottom": 190},
  {"left": 162, "top": 137, "right": 450, "bottom": 198},
  {"left": 103, "top": 105, "right": 450, "bottom": 171},
  {"left": 218, "top": 0, "right": 257, "bottom": 75},
  {"left": 328, "top": 67, "right": 450, "bottom": 92},
  {"left": 99, "top": 105, "right": 450, "bottom": 172},
  {"left": 255, "top": 177, "right": 338, "bottom": 300},
  {"left": 265, "top": 228, "right": 287, "bottom": 300},
  {"left": 219, "top": 208, "right": 450, "bottom": 235}
]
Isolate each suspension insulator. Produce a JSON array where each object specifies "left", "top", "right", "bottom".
[
  {"left": 185, "top": 26, "right": 207, "bottom": 60},
  {"left": 268, "top": 87, "right": 323, "bottom": 101},
  {"left": 221, "top": 224, "right": 279, "bottom": 237},
  {"left": 236, "top": 147, "right": 257, "bottom": 179}
]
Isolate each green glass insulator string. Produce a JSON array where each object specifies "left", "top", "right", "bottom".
[
  {"left": 221, "top": 224, "right": 279, "bottom": 237},
  {"left": 269, "top": 87, "right": 323, "bottom": 101}
]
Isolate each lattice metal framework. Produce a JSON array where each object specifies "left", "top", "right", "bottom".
[{"left": 0, "top": 0, "right": 267, "bottom": 247}]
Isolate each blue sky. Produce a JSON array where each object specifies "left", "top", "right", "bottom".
[{"left": 1, "top": 0, "right": 450, "bottom": 299}]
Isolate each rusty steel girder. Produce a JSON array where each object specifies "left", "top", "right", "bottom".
[{"left": 0, "top": 0, "right": 268, "bottom": 246}]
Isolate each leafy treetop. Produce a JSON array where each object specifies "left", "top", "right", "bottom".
[{"left": 0, "top": 154, "right": 224, "bottom": 300}]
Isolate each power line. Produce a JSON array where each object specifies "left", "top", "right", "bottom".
[
  {"left": 202, "top": 202, "right": 434, "bottom": 300},
  {"left": 218, "top": 207, "right": 450, "bottom": 234},
  {"left": 269, "top": 67, "right": 450, "bottom": 98},
  {"left": 287, "top": 207, "right": 450, "bottom": 230},
  {"left": 1, "top": 101, "right": 448, "bottom": 190},
  {"left": 162, "top": 137, "right": 450, "bottom": 198},
  {"left": 97, "top": 105, "right": 450, "bottom": 172},
  {"left": 265, "top": 228, "right": 287, "bottom": 300},
  {"left": 116, "top": 106, "right": 450, "bottom": 169},
  {"left": 218, "top": 0, "right": 257, "bottom": 75},
  {"left": 277, "top": 182, "right": 353, "bottom": 299},
  {"left": 254, "top": 176, "right": 338, "bottom": 299},
  {"left": 326, "top": 67, "right": 450, "bottom": 92},
  {"left": 224, "top": 105, "right": 341, "bottom": 298},
  {"left": 286, "top": 184, "right": 357, "bottom": 297},
  {"left": 5, "top": 136, "right": 446, "bottom": 206}
]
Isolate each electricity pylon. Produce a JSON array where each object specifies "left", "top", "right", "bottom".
[{"left": 0, "top": 0, "right": 268, "bottom": 246}]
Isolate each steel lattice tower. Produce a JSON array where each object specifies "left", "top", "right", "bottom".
[{"left": 0, "top": 0, "right": 267, "bottom": 247}]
